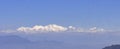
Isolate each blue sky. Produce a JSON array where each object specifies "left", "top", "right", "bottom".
[{"left": 0, "top": 0, "right": 120, "bottom": 30}]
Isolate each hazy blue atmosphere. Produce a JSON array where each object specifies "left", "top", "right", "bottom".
[{"left": 0, "top": 0, "right": 120, "bottom": 49}]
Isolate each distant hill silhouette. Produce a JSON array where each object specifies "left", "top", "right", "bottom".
[
  {"left": 0, "top": 35, "right": 64, "bottom": 49},
  {"left": 103, "top": 45, "right": 120, "bottom": 49},
  {"left": 0, "top": 35, "right": 31, "bottom": 44}
]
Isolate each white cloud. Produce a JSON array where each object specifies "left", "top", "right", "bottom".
[
  {"left": 0, "top": 30, "right": 17, "bottom": 33},
  {"left": 0, "top": 24, "right": 107, "bottom": 34},
  {"left": 68, "top": 26, "right": 85, "bottom": 32},
  {"left": 88, "top": 27, "right": 105, "bottom": 33},
  {"left": 17, "top": 24, "right": 106, "bottom": 33},
  {"left": 17, "top": 24, "right": 68, "bottom": 33}
]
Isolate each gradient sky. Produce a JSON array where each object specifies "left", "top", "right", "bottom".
[{"left": 0, "top": 0, "right": 120, "bottom": 30}]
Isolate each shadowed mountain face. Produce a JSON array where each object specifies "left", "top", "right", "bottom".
[
  {"left": 0, "top": 35, "right": 93, "bottom": 49},
  {"left": 0, "top": 35, "right": 31, "bottom": 49},
  {"left": 0, "top": 35, "right": 31, "bottom": 44},
  {"left": 0, "top": 35, "right": 65, "bottom": 49},
  {"left": 103, "top": 45, "right": 120, "bottom": 49}
]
